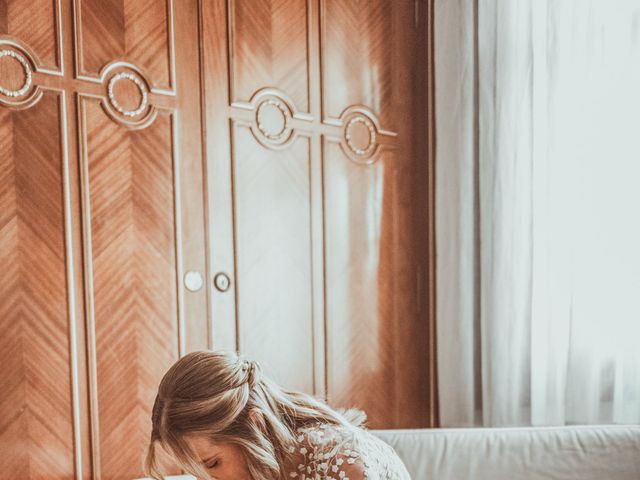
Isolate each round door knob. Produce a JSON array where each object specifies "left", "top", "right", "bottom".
[
  {"left": 184, "top": 271, "right": 204, "bottom": 292},
  {"left": 213, "top": 272, "right": 231, "bottom": 292}
]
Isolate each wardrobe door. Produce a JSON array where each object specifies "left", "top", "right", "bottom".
[
  {"left": 0, "top": 1, "right": 81, "bottom": 478},
  {"left": 1, "top": 0, "right": 208, "bottom": 478},
  {"left": 75, "top": 0, "right": 206, "bottom": 478},
  {"left": 0, "top": 52, "right": 76, "bottom": 480},
  {"left": 201, "top": 0, "right": 318, "bottom": 394},
  {"left": 321, "top": 0, "right": 434, "bottom": 428},
  {"left": 201, "top": 0, "right": 436, "bottom": 428}
]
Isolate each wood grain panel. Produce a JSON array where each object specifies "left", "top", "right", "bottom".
[
  {"left": 0, "top": 0, "right": 61, "bottom": 71},
  {"left": 324, "top": 140, "right": 431, "bottom": 429},
  {"left": 321, "top": 0, "right": 395, "bottom": 126},
  {"left": 321, "top": 0, "right": 435, "bottom": 428},
  {"left": 229, "top": 0, "right": 309, "bottom": 110},
  {"left": 0, "top": 92, "right": 74, "bottom": 478},
  {"left": 82, "top": 99, "right": 179, "bottom": 479},
  {"left": 76, "top": 0, "right": 173, "bottom": 89},
  {"left": 324, "top": 142, "right": 394, "bottom": 427},
  {"left": 232, "top": 124, "right": 314, "bottom": 393}
]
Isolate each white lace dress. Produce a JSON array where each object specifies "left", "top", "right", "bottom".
[{"left": 286, "top": 422, "right": 411, "bottom": 480}]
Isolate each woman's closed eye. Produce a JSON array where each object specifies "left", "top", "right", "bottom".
[{"left": 204, "top": 456, "right": 220, "bottom": 469}]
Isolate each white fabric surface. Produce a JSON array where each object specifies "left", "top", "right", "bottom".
[
  {"left": 373, "top": 425, "right": 640, "bottom": 480},
  {"left": 435, "top": 0, "right": 640, "bottom": 427}
]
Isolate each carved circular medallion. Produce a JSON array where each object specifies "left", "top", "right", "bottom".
[
  {"left": 345, "top": 115, "right": 377, "bottom": 158},
  {"left": 107, "top": 71, "right": 149, "bottom": 118},
  {"left": 255, "top": 97, "right": 293, "bottom": 145},
  {"left": 0, "top": 49, "right": 33, "bottom": 98}
]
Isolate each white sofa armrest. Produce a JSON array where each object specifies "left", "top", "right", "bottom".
[{"left": 372, "top": 425, "right": 640, "bottom": 480}]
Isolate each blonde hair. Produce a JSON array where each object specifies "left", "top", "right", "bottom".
[{"left": 145, "top": 350, "right": 365, "bottom": 480}]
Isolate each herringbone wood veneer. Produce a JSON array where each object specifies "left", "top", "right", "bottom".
[
  {"left": 231, "top": 0, "right": 309, "bottom": 110},
  {"left": 78, "top": 0, "right": 171, "bottom": 88},
  {"left": 0, "top": 93, "right": 75, "bottom": 479},
  {"left": 321, "top": 0, "right": 433, "bottom": 427},
  {"left": 0, "top": 0, "right": 59, "bottom": 71},
  {"left": 322, "top": 0, "right": 395, "bottom": 124},
  {"left": 85, "top": 100, "right": 179, "bottom": 479}
]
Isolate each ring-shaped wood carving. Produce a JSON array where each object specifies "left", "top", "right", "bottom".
[
  {"left": 246, "top": 88, "right": 299, "bottom": 150},
  {"left": 0, "top": 43, "right": 41, "bottom": 109},
  {"left": 256, "top": 98, "right": 292, "bottom": 142},
  {"left": 252, "top": 95, "right": 295, "bottom": 148},
  {"left": 241, "top": 88, "right": 390, "bottom": 163},
  {"left": 339, "top": 107, "right": 382, "bottom": 165},
  {"left": 100, "top": 63, "right": 156, "bottom": 129},
  {"left": 345, "top": 115, "right": 377, "bottom": 157},
  {"left": 107, "top": 71, "right": 149, "bottom": 118},
  {"left": 0, "top": 49, "right": 33, "bottom": 98}
]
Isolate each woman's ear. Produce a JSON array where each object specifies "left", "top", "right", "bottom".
[{"left": 248, "top": 408, "right": 267, "bottom": 434}]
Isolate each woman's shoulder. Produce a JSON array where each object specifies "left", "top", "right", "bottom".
[{"left": 286, "top": 421, "right": 411, "bottom": 480}]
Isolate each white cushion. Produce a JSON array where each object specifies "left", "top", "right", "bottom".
[{"left": 372, "top": 425, "right": 640, "bottom": 480}]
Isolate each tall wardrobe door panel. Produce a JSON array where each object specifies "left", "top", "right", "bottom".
[
  {"left": 76, "top": 0, "right": 173, "bottom": 89},
  {"left": 321, "top": 0, "right": 432, "bottom": 427},
  {"left": 0, "top": 93, "right": 75, "bottom": 478},
  {"left": 232, "top": 125, "right": 314, "bottom": 393},
  {"left": 324, "top": 141, "right": 395, "bottom": 426},
  {"left": 229, "top": 0, "right": 309, "bottom": 110},
  {"left": 80, "top": 99, "right": 180, "bottom": 479},
  {"left": 203, "top": 0, "right": 317, "bottom": 392},
  {"left": 74, "top": 0, "right": 205, "bottom": 477}
]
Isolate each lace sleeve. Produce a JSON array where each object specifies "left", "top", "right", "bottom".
[
  {"left": 325, "top": 454, "right": 367, "bottom": 480},
  {"left": 287, "top": 422, "right": 410, "bottom": 480},
  {"left": 288, "top": 423, "right": 366, "bottom": 479}
]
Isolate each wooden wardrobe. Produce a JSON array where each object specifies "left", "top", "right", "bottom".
[{"left": 0, "top": 0, "right": 436, "bottom": 478}]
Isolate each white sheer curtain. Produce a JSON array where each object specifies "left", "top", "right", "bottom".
[{"left": 435, "top": 0, "right": 640, "bottom": 427}]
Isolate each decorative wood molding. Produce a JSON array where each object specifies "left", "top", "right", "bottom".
[
  {"left": 0, "top": 49, "right": 33, "bottom": 97},
  {"left": 337, "top": 105, "right": 385, "bottom": 165},
  {"left": 98, "top": 62, "right": 157, "bottom": 129},
  {"left": 232, "top": 86, "right": 396, "bottom": 164},
  {"left": 249, "top": 88, "right": 296, "bottom": 149},
  {"left": 424, "top": 0, "right": 439, "bottom": 428},
  {"left": 0, "top": 41, "right": 43, "bottom": 109}
]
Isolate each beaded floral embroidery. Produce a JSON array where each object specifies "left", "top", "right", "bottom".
[{"left": 287, "top": 422, "right": 410, "bottom": 480}]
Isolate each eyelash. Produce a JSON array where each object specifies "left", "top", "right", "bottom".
[{"left": 206, "top": 460, "right": 219, "bottom": 469}]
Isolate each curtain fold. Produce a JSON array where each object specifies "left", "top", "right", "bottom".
[{"left": 436, "top": 0, "right": 640, "bottom": 427}]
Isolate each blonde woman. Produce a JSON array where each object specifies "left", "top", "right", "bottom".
[{"left": 146, "top": 350, "right": 411, "bottom": 480}]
